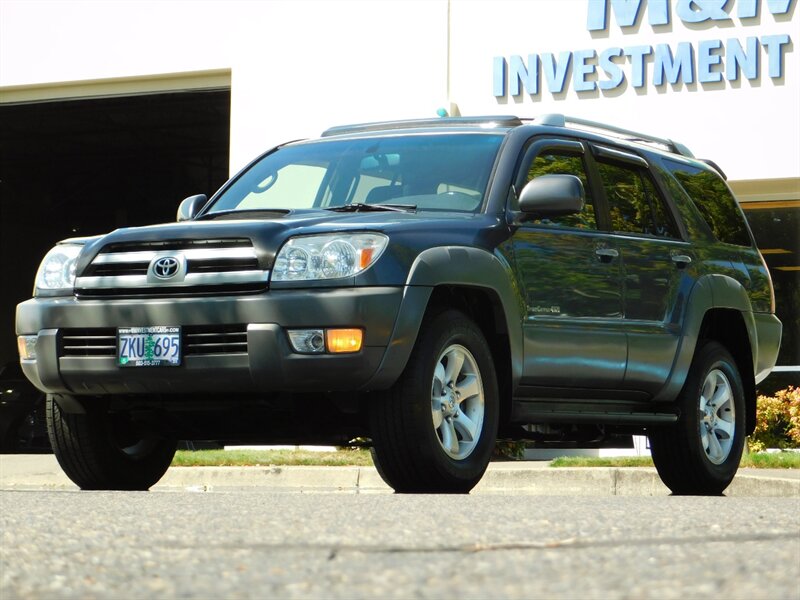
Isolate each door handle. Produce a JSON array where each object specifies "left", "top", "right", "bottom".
[
  {"left": 671, "top": 254, "right": 692, "bottom": 268},
  {"left": 595, "top": 248, "right": 619, "bottom": 262}
]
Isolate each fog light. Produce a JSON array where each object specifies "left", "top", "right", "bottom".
[
  {"left": 326, "top": 329, "right": 363, "bottom": 354},
  {"left": 17, "top": 336, "right": 38, "bottom": 360},
  {"left": 287, "top": 329, "right": 326, "bottom": 354}
]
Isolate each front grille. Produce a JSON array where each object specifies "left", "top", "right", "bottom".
[
  {"left": 184, "top": 325, "right": 248, "bottom": 355},
  {"left": 188, "top": 257, "right": 260, "bottom": 273},
  {"left": 77, "top": 283, "right": 266, "bottom": 298},
  {"left": 59, "top": 325, "right": 249, "bottom": 357},
  {"left": 85, "top": 263, "right": 150, "bottom": 277},
  {"left": 102, "top": 239, "right": 253, "bottom": 252},
  {"left": 61, "top": 328, "right": 116, "bottom": 356},
  {"left": 75, "top": 238, "right": 268, "bottom": 297}
]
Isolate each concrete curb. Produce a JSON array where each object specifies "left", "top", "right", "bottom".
[{"left": 1, "top": 456, "right": 798, "bottom": 496}]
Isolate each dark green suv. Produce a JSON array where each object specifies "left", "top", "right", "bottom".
[{"left": 16, "top": 114, "right": 782, "bottom": 494}]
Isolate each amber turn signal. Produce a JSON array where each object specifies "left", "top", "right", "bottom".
[{"left": 325, "top": 329, "right": 363, "bottom": 353}]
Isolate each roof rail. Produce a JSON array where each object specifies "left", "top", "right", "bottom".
[
  {"left": 321, "top": 116, "right": 524, "bottom": 137},
  {"left": 535, "top": 113, "right": 695, "bottom": 158}
]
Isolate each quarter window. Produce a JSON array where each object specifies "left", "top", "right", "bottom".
[{"left": 665, "top": 160, "right": 751, "bottom": 246}]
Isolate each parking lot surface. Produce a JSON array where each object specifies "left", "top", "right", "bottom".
[{"left": 2, "top": 489, "right": 799, "bottom": 599}]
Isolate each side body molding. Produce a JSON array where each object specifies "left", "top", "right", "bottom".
[{"left": 362, "top": 246, "right": 525, "bottom": 391}]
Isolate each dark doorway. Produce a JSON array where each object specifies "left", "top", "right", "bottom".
[
  {"left": 743, "top": 202, "right": 800, "bottom": 393},
  {"left": 0, "top": 88, "right": 231, "bottom": 367}
]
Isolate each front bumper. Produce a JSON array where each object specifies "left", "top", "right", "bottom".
[{"left": 16, "top": 287, "right": 407, "bottom": 395}]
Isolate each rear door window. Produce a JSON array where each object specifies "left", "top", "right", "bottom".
[{"left": 597, "top": 161, "right": 679, "bottom": 238}]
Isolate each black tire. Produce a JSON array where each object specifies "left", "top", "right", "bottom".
[
  {"left": 370, "top": 309, "right": 499, "bottom": 493},
  {"left": 649, "top": 340, "right": 746, "bottom": 495},
  {"left": 46, "top": 394, "right": 177, "bottom": 491}
]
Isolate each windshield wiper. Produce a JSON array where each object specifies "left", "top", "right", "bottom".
[
  {"left": 326, "top": 203, "right": 416, "bottom": 213},
  {"left": 197, "top": 208, "right": 291, "bottom": 220}
]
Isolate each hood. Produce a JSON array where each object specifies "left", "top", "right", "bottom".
[{"left": 74, "top": 208, "right": 485, "bottom": 274}]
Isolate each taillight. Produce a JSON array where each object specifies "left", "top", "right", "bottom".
[{"left": 758, "top": 250, "right": 777, "bottom": 313}]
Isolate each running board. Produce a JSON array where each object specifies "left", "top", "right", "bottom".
[{"left": 510, "top": 399, "right": 679, "bottom": 426}]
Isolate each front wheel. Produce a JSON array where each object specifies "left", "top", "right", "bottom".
[
  {"left": 649, "top": 341, "right": 746, "bottom": 495},
  {"left": 370, "top": 309, "right": 499, "bottom": 493},
  {"left": 46, "top": 394, "right": 177, "bottom": 491}
]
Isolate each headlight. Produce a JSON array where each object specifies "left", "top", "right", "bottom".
[
  {"left": 272, "top": 233, "right": 388, "bottom": 281},
  {"left": 34, "top": 243, "right": 83, "bottom": 295}
]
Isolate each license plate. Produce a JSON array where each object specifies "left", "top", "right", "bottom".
[{"left": 118, "top": 326, "right": 181, "bottom": 367}]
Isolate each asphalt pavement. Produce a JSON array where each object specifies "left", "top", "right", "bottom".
[
  {"left": 2, "top": 489, "right": 798, "bottom": 599},
  {"left": 1, "top": 454, "right": 798, "bottom": 496}
]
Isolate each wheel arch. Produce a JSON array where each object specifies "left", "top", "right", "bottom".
[
  {"left": 362, "top": 246, "right": 524, "bottom": 426},
  {"left": 656, "top": 274, "right": 758, "bottom": 435}
]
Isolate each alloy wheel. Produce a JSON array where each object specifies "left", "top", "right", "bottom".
[{"left": 430, "top": 344, "right": 485, "bottom": 460}]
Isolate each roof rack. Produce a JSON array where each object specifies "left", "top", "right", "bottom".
[
  {"left": 321, "top": 116, "right": 524, "bottom": 137},
  {"left": 320, "top": 113, "right": 695, "bottom": 159},
  {"left": 534, "top": 113, "right": 694, "bottom": 158}
]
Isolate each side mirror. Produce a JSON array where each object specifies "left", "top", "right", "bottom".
[
  {"left": 518, "top": 174, "right": 584, "bottom": 218},
  {"left": 177, "top": 194, "right": 208, "bottom": 222}
]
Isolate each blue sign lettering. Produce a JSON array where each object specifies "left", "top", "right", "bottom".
[
  {"left": 726, "top": 37, "right": 760, "bottom": 80},
  {"left": 761, "top": 34, "right": 791, "bottom": 77},
  {"left": 598, "top": 47, "right": 625, "bottom": 90},
  {"left": 588, "top": 0, "right": 793, "bottom": 30},
  {"left": 654, "top": 43, "right": 695, "bottom": 85},
  {"left": 573, "top": 49, "right": 598, "bottom": 92},
  {"left": 738, "top": 0, "right": 794, "bottom": 18},
  {"left": 542, "top": 52, "right": 573, "bottom": 94},
  {"left": 587, "top": 0, "right": 669, "bottom": 31},
  {"left": 624, "top": 45, "right": 652, "bottom": 88},
  {"left": 697, "top": 39, "right": 724, "bottom": 83},
  {"left": 510, "top": 54, "right": 539, "bottom": 95},
  {"left": 493, "top": 1, "right": 795, "bottom": 99},
  {"left": 676, "top": 0, "right": 731, "bottom": 24}
]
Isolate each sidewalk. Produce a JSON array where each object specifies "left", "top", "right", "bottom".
[{"left": 2, "top": 454, "right": 798, "bottom": 496}]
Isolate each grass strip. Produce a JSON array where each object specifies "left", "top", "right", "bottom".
[
  {"left": 172, "top": 448, "right": 799, "bottom": 469},
  {"left": 550, "top": 452, "right": 800, "bottom": 469},
  {"left": 741, "top": 451, "right": 800, "bottom": 469},
  {"left": 550, "top": 456, "right": 655, "bottom": 468},
  {"left": 172, "top": 449, "right": 374, "bottom": 467}
]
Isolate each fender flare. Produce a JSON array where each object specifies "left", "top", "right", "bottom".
[
  {"left": 362, "top": 246, "right": 525, "bottom": 391},
  {"left": 654, "top": 274, "right": 757, "bottom": 403}
]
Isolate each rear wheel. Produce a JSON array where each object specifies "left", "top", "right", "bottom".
[
  {"left": 649, "top": 341, "right": 745, "bottom": 495},
  {"left": 370, "top": 310, "right": 499, "bottom": 493},
  {"left": 46, "top": 394, "right": 176, "bottom": 491}
]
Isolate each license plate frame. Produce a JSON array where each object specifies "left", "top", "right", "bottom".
[{"left": 117, "top": 326, "right": 182, "bottom": 367}]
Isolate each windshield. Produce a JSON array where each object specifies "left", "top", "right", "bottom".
[{"left": 207, "top": 133, "right": 504, "bottom": 214}]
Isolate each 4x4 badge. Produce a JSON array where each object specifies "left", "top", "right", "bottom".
[{"left": 152, "top": 256, "right": 180, "bottom": 279}]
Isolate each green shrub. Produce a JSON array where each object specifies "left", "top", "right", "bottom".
[
  {"left": 749, "top": 386, "right": 800, "bottom": 452},
  {"left": 493, "top": 440, "right": 527, "bottom": 460}
]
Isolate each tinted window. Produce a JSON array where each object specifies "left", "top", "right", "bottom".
[
  {"left": 597, "top": 162, "right": 679, "bottom": 238},
  {"left": 522, "top": 152, "right": 596, "bottom": 230},
  {"left": 209, "top": 133, "right": 503, "bottom": 214},
  {"left": 665, "top": 160, "right": 751, "bottom": 246}
]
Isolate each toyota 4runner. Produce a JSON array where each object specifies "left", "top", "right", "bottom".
[{"left": 16, "top": 114, "right": 782, "bottom": 494}]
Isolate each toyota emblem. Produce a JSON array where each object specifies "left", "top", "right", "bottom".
[{"left": 152, "top": 257, "right": 180, "bottom": 279}]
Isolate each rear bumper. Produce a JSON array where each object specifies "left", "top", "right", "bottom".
[
  {"left": 16, "top": 287, "right": 410, "bottom": 395},
  {"left": 753, "top": 312, "right": 783, "bottom": 384}
]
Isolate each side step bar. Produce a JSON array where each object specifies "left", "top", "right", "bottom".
[{"left": 511, "top": 399, "right": 679, "bottom": 426}]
